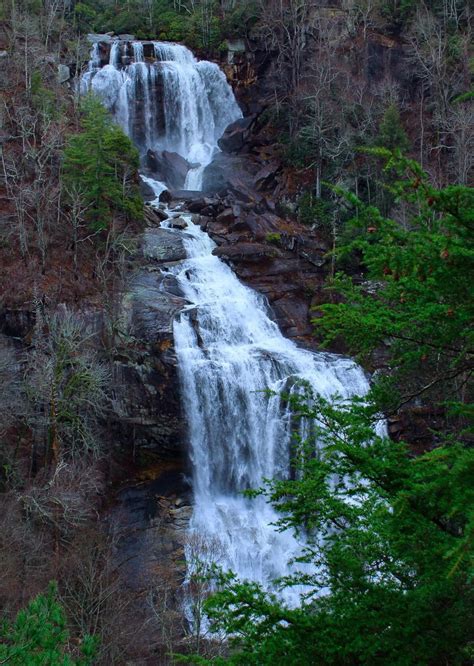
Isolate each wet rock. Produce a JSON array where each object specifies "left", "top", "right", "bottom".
[
  {"left": 110, "top": 266, "right": 188, "bottom": 457},
  {"left": 154, "top": 208, "right": 169, "bottom": 222},
  {"left": 140, "top": 178, "right": 157, "bottom": 201},
  {"left": 159, "top": 189, "right": 172, "bottom": 203},
  {"left": 146, "top": 149, "right": 190, "bottom": 189},
  {"left": 213, "top": 242, "right": 281, "bottom": 262},
  {"left": 142, "top": 228, "right": 187, "bottom": 263},
  {"left": 144, "top": 206, "right": 169, "bottom": 227},
  {"left": 145, "top": 206, "right": 169, "bottom": 226},
  {"left": 201, "top": 153, "right": 259, "bottom": 200},
  {"left": 170, "top": 190, "right": 208, "bottom": 205},
  {"left": 187, "top": 198, "right": 207, "bottom": 213},
  {"left": 218, "top": 115, "right": 256, "bottom": 153},
  {"left": 271, "top": 296, "right": 313, "bottom": 337},
  {"left": 128, "top": 272, "right": 187, "bottom": 341},
  {"left": 191, "top": 214, "right": 209, "bottom": 229},
  {"left": 169, "top": 217, "right": 187, "bottom": 230}
]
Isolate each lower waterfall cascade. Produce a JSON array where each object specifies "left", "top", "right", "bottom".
[
  {"left": 166, "top": 216, "right": 375, "bottom": 606},
  {"left": 81, "top": 40, "right": 377, "bottom": 606}
]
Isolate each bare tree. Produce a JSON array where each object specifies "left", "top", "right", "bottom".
[
  {"left": 407, "top": 6, "right": 463, "bottom": 124},
  {"left": 257, "top": 0, "right": 316, "bottom": 135},
  {"left": 58, "top": 526, "right": 138, "bottom": 664},
  {"left": 342, "top": 0, "right": 379, "bottom": 41},
  {"left": 182, "top": 531, "right": 226, "bottom": 657},
  {"left": 25, "top": 307, "right": 110, "bottom": 464},
  {"left": 437, "top": 101, "right": 474, "bottom": 185},
  {"left": 17, "top": 458, "right": 103, "bottom": 543}
]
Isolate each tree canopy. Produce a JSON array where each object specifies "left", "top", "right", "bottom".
[
  {"left": 184, "top": 154, "right": 474, "bottom": 665},
  {"left": 63, "top": 95, "right": 142, "bottom": 232},
  {"left": 0, "top": 582, "right": 96, "bottom": 665}
]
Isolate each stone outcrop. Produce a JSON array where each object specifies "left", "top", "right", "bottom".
[
  {"left": 218, "top": 115, "right": 256, "bottom": 153},
  {"left": 146, "top": 149, "right": 190, "bottom": 190},
  {"left": 109, "top": 227, "right": 190, "bottom": 459}
]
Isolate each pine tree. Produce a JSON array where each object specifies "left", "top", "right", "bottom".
[
  {"left": 181, "top": 154, "right": 474, "bottom": 666},
  {"left": 63, "top": 95, "right": 142, "bottom": 232},
  {"left": 377, "top": 103, "right": 410, "bottom": 152},
  {"left": 0, "top": 582, "right": 97, "bottom": 665}
]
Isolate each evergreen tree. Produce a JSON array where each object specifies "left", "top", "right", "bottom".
[
  {"left": 182, "top": 154, "right": 474, "bottom": 665},
  {"left": 63, "top": 95, "right": 142, "bottom": 232},
  {"left": 0, "top": 582, "right": 96, "bottom": 665},
  {"left": 377, "top": 104, "right": 410, "bottom": 152}
]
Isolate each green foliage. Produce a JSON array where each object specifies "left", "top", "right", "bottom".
[
  {"left": 0, "top": 581, "right": 97, "bottom": 665},
  {"left": 376, "top": 104, "right": 410, "bottom": 152},
  {"left": 63, "top": 95, "right": 142, "bottom": 231},
  {"left": 73, "top": 2, "right": 98, "bottom": 32},
  {"left": 70, "top": 0, "right": 253, "bottom": 50},
  {"left": 221, "top": 0, "right": 259, "bottom": 39},
  {"left": 453, "top": 89, "right": 474, "bottom": 104},
  {"left": 318, "top": 151, "right": 473, "bottom": 414},
  {"left": 298, "top": 191, "right": 331, "bottom": 231},
  {"left": 185, "top": 154, "right": 474, "bottom": 665},
  {"left": 283, "top": 133, "right": 314, "bottom": 169},
  {"left": 196, "top": 391, "right": 474, "bottom": 665},
  {"left": 30, "top": 70, "right": 57, "bottom": 117},
  {"left": 265, "top": 232, "right": 281, "bottom": 244},
  {"left": 380, "top": 0, "right": 418, "bottom": 31}
]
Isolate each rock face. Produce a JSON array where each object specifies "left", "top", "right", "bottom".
[
  {"left": 201, "top": 153, "right": 259, "bottom": 197},
  {"left": 218, "top": 115, "right": 256, "bottom": 153},
  {"left": 109, "top": 227, "right": 190, "bottom": 459},
  {"left": 146, "top": 149, "right": 190, "bottom": 190}
]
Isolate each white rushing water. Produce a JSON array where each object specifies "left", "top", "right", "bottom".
[
  {"left": 81, "top": 40, "right": 242, "bottom": 189},
  {"left": 83, "top": 39, "right": 378, "bottom": 607},
  {"left": 166, "top": 217, "right": 374, "bottom": 605}
]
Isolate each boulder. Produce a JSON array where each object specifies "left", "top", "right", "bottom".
[
  {"left": 153, "top": 207, "right": 169, "bottom": 222},
  {"left": 201, "top": 153, "right": 259, "bottom": 199},
  {"left": 169, "top": 217, "right": 188, "bottom": 230},
  {"left": 187, "top": 198, "right": 207, "bottom": 213},
  {"left": 144, "top": 206, "right": 168, "bottom": 226},
  {"left": 218, "top": 115, "right": 255, "bottom": 153},
  {"left": 215, "top": 208, "right": 235, "bottom": 225},
  {"left": 57, "top": 64, "right": 70, "bottom": 83},
  {"left": 146, "top": 149, "right": 190, "bottom": 189},
  {"left": 159, "top": 189, "right": 172, "bottom": 203},
  {"left": 142, "top": 228, "right": 187, "bottom": 263},
  {"left": 213, "top": 242, "right": 281, "bottom": 262},
  {"left": 170, "top": 190, "right": 206, "bottom": 203},
  {"left": 255, "top": 161, "right": 280, "bottom": 190},
  {"left": 140, "top": 178, "right": 157, "bottom": 201}
]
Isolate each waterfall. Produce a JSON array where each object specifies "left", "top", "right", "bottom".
[
  {"left": 82, "top": 39, "right": 378, "bottom": 607},
  {"left": 81, "top": 40, "right": 242, "bottom": 189},
  {"left": 165, "top": 217, "right": 375, "bottom": 606}
]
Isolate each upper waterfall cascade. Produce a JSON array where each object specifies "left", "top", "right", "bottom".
[{"left": 82, "top": 40, "right": 242, "bottom": 189}]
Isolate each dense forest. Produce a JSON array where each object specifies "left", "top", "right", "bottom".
[{"left": 0, "top": 0, "right": 472, "bottom": 664}]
